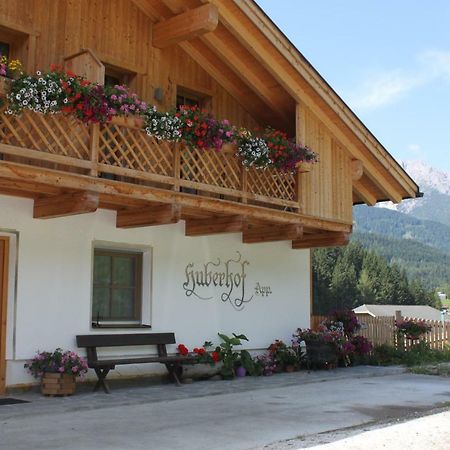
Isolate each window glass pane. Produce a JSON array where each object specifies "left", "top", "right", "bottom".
[
  {"left": 185, "top": 97, "right": 199, "bottom": 107},
  {"left": 111, "top": 288, "right": 135, "bottom": 319},
  {"left": 0, "top": 42, "right": 10, "bottom": 59},
  {"left": 105, "top": 74, "right": 121, "bottom": 87},
  {"left": 92, "top": 287, "right": 110, "bottom": 320},
  {"left": 113, "top": 256, "right": 135, "bottom": 286},
  {"left": 94, "top": 254, "right": 111, "bottom": 284}
]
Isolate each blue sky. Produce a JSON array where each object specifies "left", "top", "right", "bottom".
[{"left": 256, "top": 0, "right": 450, "bottom": 172}]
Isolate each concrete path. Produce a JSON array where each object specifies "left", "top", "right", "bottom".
[{"left": 0, "top": 366, "right": 449, "bottom": 450}]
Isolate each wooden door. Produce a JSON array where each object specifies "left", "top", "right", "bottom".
[{"left": 0, "top": 237, "right": 9, "bottom": 395}]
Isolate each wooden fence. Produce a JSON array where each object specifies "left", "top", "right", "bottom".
[{"left": 311, "top": 314, "right": 450, "bottom": 350}]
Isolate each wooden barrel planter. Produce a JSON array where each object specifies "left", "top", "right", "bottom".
[
  {"left": 41, "top": 372, "right": 76, "bottom": 396},
  {"left": 305, "top": 341, "right": 338, "bottom": 370}
]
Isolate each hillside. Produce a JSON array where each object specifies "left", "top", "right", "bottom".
[
  {"left": 352, "top": 231, "right": 450, "bottom": 289},
  {"left": 353, "top": 205, "right": 450, "bottom": 253}
]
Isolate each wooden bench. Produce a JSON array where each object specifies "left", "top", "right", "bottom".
[{"left": 76, "top": 333, "right": 196, "bottom": 393}]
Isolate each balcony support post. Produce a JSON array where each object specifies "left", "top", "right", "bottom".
[
  {"left": 89, "top": 123, "right": 100, "bottom": 177},
  {"left": 173, "top": 143, "right": 181, "bottom": 191},
  {"left": 240, "top": 166, "right": 248, "bottom": 204}
]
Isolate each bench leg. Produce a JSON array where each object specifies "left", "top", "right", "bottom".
[
  {"left": 93, "top": 368, "right": 111, "bottom": 393},
  {"left": 165, "top": 363, "right": 183, "bottom": 386}
]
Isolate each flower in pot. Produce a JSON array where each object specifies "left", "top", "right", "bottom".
[
  {"left": 267, "top": 339, "right": 300, "bottom": 372},
  {"left": 255, "top": 354, "right": 276, "bottom": 376},
  {"left": 24, "top": 348, "right": 88, "bottom": 396},
  {"left": 293, "top": 326, "right": 344, "bottom": 370},
  {"left": 217, "top": 333, "right": 249, "bottom": 379}
]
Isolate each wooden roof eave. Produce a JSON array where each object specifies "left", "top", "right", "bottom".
[{"left": 244, "top": 0, "right": 419, "bottom": 200}]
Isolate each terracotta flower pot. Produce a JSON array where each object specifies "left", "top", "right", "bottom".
[
  {"left": 41, "top": 372, "right": 76, "bottom": 396},
  {"left": 285, "top": 365, "right": 296, "bottom": 373}
]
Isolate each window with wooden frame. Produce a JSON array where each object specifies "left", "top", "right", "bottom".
[
  {"left": 0, "top": 41, "right": 10, "bottom": 59},
  {"left": 176, "top": 86, "right": 212, "bottom": 111},
  {"left": 103, "top": 64, "right": 136, "bottom": 88},
  {"left": 0, "top": 25, "right": 31, "bottom": 71},
  {"left": 92, "top": 249, "right": 143, "bottom": 325}
]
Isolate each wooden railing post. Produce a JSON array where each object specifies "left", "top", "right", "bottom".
[
  {"left": 173, "top": 142, "right": 180, "bottom": 191},
  {"left": 240, "top": 165, "right": 248, "bottom": 204},
  {"left": 89, "top": 123, "right": 100, "bottom": 177}
]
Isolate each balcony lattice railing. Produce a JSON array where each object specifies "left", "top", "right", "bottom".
[{"left": 0, "top": 110, "right": 299, "bottom": 210}]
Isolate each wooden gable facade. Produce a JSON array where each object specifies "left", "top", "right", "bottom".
[{"left": 0, "top": 0, "right": 419, "bottom": 248}]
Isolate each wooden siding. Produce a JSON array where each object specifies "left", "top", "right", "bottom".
[
  {"left": 0, "top": 0, "right": 260, "bottom": 129},
  {"left": 297, "top": 103, "right": 353, "bottom": 224}
]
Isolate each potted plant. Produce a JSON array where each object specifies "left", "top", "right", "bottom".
[
  {"left": 216, "top": 333, "right": 249, "bottom": 379},
  {"left": 293, "top": 325, "right": 344, "bottom": 370},
  {"left": 24, "top": 348, "right": 88, "bottom": 396},
  {"left": 267, "top": 339, "right": 299, "bottom": 372}
]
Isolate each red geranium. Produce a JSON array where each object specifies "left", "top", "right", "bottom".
[
  {"left": 211, "top": 351, "right": 221, "bottom": 363},
  {"left": 177, "top": 344, "right": 189, "bottom": 356}
]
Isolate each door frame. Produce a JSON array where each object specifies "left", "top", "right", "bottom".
[{"left": 0, "top": 236, "right": 9, "bottom": 395}]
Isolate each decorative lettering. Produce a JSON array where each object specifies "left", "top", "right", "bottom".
[{"left": 182, "top": 251, "right": 272, "bottom": 310}]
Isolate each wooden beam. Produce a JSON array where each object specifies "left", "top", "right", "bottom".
[
  {"left": 116, "top": 204, "right": 181, "bottom": 228},
  {"left": 33, "top": 191, "right": 99, "bottom": 219},
  {"left": 292, "top": 232, "right": 350, "bottom": 249},
  {"left": 243, "top": 224, "right": 303, "bottom": 244},
  {"left": 179, "top": 40, "right": 289, "bottom": 131},
  {"left": 353, "top": 180, "right": 377, "bottom": 206},
  {"left": 185, "top": 215, "right": 244, "bottom": 236},
  {"left": 200, "top": 29, "right": 293, "bottom": 125},
  {"left": 351, "top": 160, "right": 364, "bottom": 181},
  {"left": 153, "top": 4, "right": 218, "bottom": 48},
  {"left": 0, "top": 161, "right": 354, "bottom": 230}
]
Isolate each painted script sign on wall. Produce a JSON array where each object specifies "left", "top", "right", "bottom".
[{"left": 183, "top": 251, "right": 272, "bottom": 310}]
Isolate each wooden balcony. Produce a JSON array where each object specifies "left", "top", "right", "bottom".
[{"left": 0, "top": 89, "right": 351, "bottom": 246}]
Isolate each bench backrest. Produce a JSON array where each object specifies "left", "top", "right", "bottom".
[{"left": 76, "top": 333, "right": 176, "bottom": 348}]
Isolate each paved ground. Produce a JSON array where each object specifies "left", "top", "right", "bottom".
[
  {"left": 267, "top": 410, "right": 450, "bottom": 449},
  {"left": 0, "top": 366, "right": 449, "bottom": 450}
]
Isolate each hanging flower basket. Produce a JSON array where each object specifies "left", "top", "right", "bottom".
[{"left": 41, "top": 372, "right": 76, "bottom": 396}]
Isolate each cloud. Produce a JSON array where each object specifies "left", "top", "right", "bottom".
[{"left": 348, "top": 50, "right": 450, "bottom": 111}]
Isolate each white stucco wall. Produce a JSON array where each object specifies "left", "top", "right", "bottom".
[{"left": 0, "top": 194, "right": 311, "bottom": 387}]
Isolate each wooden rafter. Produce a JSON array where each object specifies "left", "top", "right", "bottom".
[
  {"left": 33, "top": 191, "right": 99, "bottom": 219},
  {"left": 116, "top": 204, "right": 181, "bottom": 228},
  {"left": 185, "top": 215, "right": 244, "bottom": 236},
  {"left": 179, "top": 40, "right": 289, "bottom": 130},
  {"left": 353, "top": 180, "right": 377, "bottom": 206},
  {"left": 153, "top": 4, "right": 218, "bottom": 48},
  {"left": 292, "top": 232, "right": 350, "bottom": 249},
  {"left": 243, "top": 224, "right": 303, "bottom": 244},
  {"left": 200, "top": 27, "right": 294, "bottom": 125}
]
